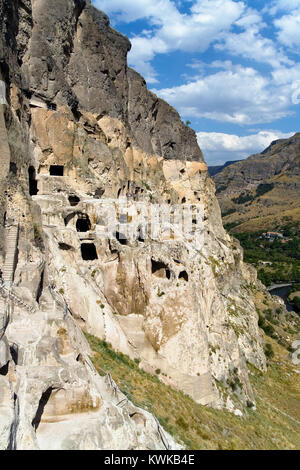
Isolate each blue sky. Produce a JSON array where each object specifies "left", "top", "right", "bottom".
[{"left": 92, "top": 0, "right": 300, "bottom": 165}]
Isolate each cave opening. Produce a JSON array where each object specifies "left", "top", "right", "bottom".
[
  {"left": 0, "top": 362, "right": 9, "bottom": 376},
  {"left": 28, "top": 166, "right": 38, "bottom": 196},
  {"left": 179, "top": 271, "right": 189, "bottom": 282},
  {"left": 68, "top": 195, "right": 80, "bottom": 207},
  {"left": 0, "top": 62, "right": 10, "bottom": 103},
  {"left": 151, "top": 259, "right": 171, "bottom": 279},
  {"left": 36, "top": 269, "right": 44, "bottom": 303},
  {"left": 137, "top": 226, "right": 145, "bottom": 242},
  {"left": 10, "top": 162, "right": 17, "bottom": 175},
  {"left": 10, "top": 344, "right": 18, "bottom": 365},
  {"left": 76, "top": 215, "right": 91, "bottom": 232},
  {"left": 59, "top": 242, "right": 73, "bottom": 251},
  {"left": 32, "top": 387, "right": 53, "bottom": 431},
  {"left": 94, "top": 188, "right": 105, "bottom": 198},
  {"left": 49, "top": 165, "right": 64, "bottom": 176},
  {"left": 81, "top": 243, "right": 98, "bottom": 261},
  {"left": 64, "top": 212, "right": 76, "bottom": 226},
  {"left": 115, "top": 231, "right": 127, "bottom": 245}
]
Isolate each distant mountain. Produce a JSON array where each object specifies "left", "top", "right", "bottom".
[
  {"left": 208, "top": 160, "right": 241, "bottom": 177},
  {"left": 212, "top": 132, "right": 300, "bottom": 233}
]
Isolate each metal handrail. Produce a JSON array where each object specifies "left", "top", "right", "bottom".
[
  {"left": 0, "top": 304, "right": 9, "bottom": 341},
  {"left": 0, "top": 279, "right": 35, "bottom": 313}
]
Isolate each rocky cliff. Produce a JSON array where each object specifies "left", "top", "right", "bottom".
[
  {"left": 208, "top": 160, "right": 241, "bottom": 177},
  {"left": 0, "top": 0, "right": 271, "bottom": 450},
  {"left": 213, "top": 133, "right": 300, "bottom": 232}
]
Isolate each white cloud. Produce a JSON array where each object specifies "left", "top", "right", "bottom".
[
  {"left": 235, "top": 9, "right": 263, "bottom": 27},
  {"left": 95, "top": 0, "right": 246, "bottom": 82},
  {"left": 268, "top": 1, "right": 300, "bottom": 48},
  {"left": 275, "top": 11, "right": 300, "bottom": 48},
  {"left": 197, "top": 130, "right": 295, "bottom": 165},
  {"left": 128, "top": 36, "right": 168, "bottom": 83},
  {"left": 153, "top": 65, "right": 292, "bottom": 125},
  {"left": 268, "top": 0, "right": 300, "bottom": 14},
  {"left": 93, "top": 0, "right": 177, "bottom": 24},
  {"left": 269, "top": 61, "right": 300, "bottom": 106},
  {"left": 216, "top": 26, "right": 292, "bottom": 68},
  {"left": 276, "top": 0, "right": 300, "bottom": 8},
  {"left": 94, "top": 1, "right": 297, "bottom": 88},
  {"left": 271, "top": 63, "right": 300, "bottom": 85}
]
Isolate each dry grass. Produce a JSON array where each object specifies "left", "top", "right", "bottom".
[
  {"left": 220, "top": 187, "right": 300, "bottom": 234},
  {"left": 86, "top": 332, "right": 300, "bottom": 450}
]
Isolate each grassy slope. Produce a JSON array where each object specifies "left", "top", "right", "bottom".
[
  {"left": 217, "top": 167, "right": 300, "bottom": 234},
  {"left": 225, "top": 207, "right": 300, "bottom": 235},
  {"left": 86, "top": 332, "right": 300, "bottom": 450},
  {"left": 214, "top": 134, "right": 300, "bottom": 234}
]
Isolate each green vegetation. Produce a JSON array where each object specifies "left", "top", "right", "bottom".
[
  {"left": 288, "top": 285, "right": 300, "bottom": 313},
  {"left": 260, "top": 320, "right": 276, "bottom": 338},
  {"left": 255, "top": 183, "right": 274, "bottom": 198},
  {"left": 264, "top": 343, "right": 275, "bottom": 359},
  {"left": 216, "top": 184, "right": 227, "bottom": 194},
  {"left": 227, "top": 183, "right": 274, "bottom": 207},
  {"left": 224, "top": 221, "right": 241, "bottom": 232},
  {"left": 225, "top": 227, "right": 300, "bottom": 287},
  {"left": 256, "top": 307, "right": 293, "bottom": 349},
  {"left": 142, "top": 180, "right": 151, "bottom": 191},
  {"left": 86, "top": 332, "right": 300, "bottom": 450},
  {"left": 33, "top": 223, "right": 44, "bottom": 250},
  {"left": 209, "top": 256, "right": 221, "bottom": 278},
  {"left": 292, "top": 296, "right": 300, "bottom": 313},
  {"left": 235, "top": 230, "right": 300, "bottom": 264},
  {"left": 222, "top": 208, "right": 237, "bottom": 217},
  {"left": 232, "top": 193, "right": 254, "bottom": 205}
]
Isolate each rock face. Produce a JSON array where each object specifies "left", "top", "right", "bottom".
[
  {"left": 0, "top": 0, "right": 270, "bottom": 450},
  {"left": 213, "top": 133, "right": 300, "bottom": 232},
  {"left": 214, "top": 134, "right": 300, "bottom": 193},
  {"left": 208, "top": 160, "right": 241, "bottom": 177}
]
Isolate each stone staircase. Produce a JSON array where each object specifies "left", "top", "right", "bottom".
[
  {"left": 3, "top": 225, "right": 19, "bottom": 286},
  {"left": 0, "top": 225, "right": 19, "bottom": 339},
  {"left": 0, "top": 224, "right": 36, "bottom": 339},
  {"left": 0, "top": 280, "right": 36, "bottom": 341},
  {"left": 0, "top": 282, "right": 35, "bottom": 313}
]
